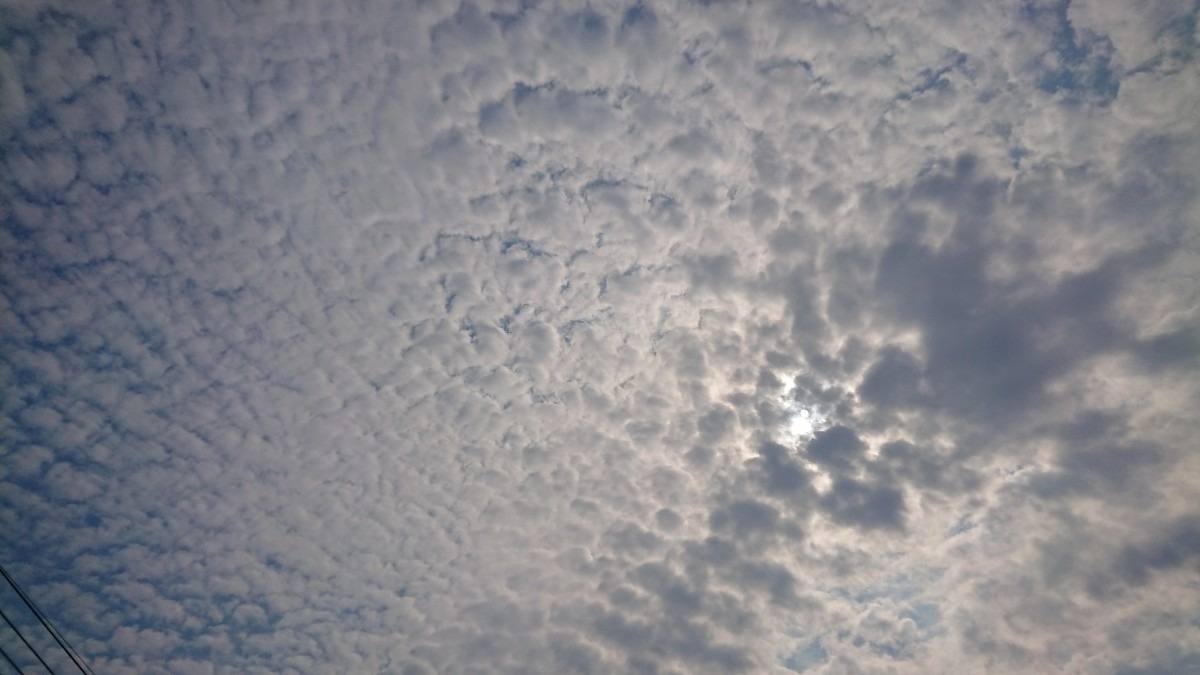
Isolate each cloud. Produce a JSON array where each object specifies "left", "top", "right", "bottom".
[{"left": 1, "top": 0, "right": 1197, "bottom": 673}]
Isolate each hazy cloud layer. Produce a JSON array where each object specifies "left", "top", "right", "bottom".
[{"left": 2, "top": 1, "right": 1197, "bottom": 673}]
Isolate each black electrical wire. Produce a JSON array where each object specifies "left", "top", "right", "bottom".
[
  {"left": 0, "top": 605, "right": 55, "bottom": 675},
  {"left": 0, "top": 641, "right": 24, "bottom": 674},
  {"left": 0, "top": 564, "right": 93, "bottom": 675}
]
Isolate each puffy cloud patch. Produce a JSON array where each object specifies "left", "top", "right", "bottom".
[{"left": 2, "top": 0, "right": 1197, "bottom": 673}]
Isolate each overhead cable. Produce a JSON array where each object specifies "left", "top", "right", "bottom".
[
  {"left": 0, "top": 605, "right": 56, "bottom": 675},
  {"left": 0, "top": 640, "right": 25, "bottom": 674},
  {"left": 0, "top": 563, "right": 93, "bottom": 675}
]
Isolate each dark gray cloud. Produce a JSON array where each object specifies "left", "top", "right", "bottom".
[
  {"left": 2, "top": 0, "right": 1197, "bottom": 673},
  {"left": 819, "top": 477, "right": 907, "bottom": 532},
  {"left": 806, "top": 425, "right": 866, "bottom": 471}
]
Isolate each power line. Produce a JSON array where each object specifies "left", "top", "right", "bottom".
[
  {"left": 0, "top": 641, "right": 24, "bottom": 674},
  {"left": 0, "top": 605, "right": 56, "bottom": 675},
  {"left": 0, "top": 564, "right": 94, "bottom": 675}
]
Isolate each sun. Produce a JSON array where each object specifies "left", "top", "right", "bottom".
[
  {"left": 779, "top": 383, "right": 823, "bottom": 442},
  {"left": 789, "top": 407, "right": 814, "bottom": 437}
]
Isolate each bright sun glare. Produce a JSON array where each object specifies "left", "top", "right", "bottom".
[
  {"left": 780, "top": 384, "right": 822, "bottom": 441},
  {"left": 789, "top": 408, "right": 813, "bottom": 437}
]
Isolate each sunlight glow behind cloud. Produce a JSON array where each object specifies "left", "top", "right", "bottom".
[{"left": 1, "top": 1, "right": 1197, "bottom": 673}]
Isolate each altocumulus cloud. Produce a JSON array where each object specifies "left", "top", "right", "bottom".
[{"left": 2, "top": 0, "right": 1198, "bottom": 673}]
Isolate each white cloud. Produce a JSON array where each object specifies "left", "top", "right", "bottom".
[{"left": 1, "top": 0, "right": 1197, "bottom": 673}]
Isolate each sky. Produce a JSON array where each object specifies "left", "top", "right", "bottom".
[{"left": 1, "top": 0, "right": 1198, "bottom": 673}]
